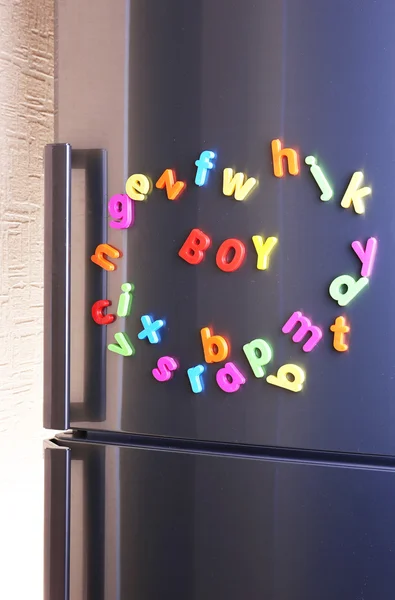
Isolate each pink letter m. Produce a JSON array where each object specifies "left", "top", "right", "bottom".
[{"left": 282, "top": 311, "right": 323, "bottom": 352}]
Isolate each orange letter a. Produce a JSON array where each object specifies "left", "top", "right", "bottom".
[{"left": 200, "top": 327, "right": 230, "bottom": 363}]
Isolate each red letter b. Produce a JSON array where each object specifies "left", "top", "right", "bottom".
[{"left": 178, "top": 228, "right": 211, "bottom": 265}]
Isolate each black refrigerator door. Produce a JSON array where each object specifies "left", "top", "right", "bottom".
[
  {"left": 49, "top": 0, "right": 395, "bottom": 454},
  {"left": 46, "top": 434, "right": 395, "bottom": 600}
]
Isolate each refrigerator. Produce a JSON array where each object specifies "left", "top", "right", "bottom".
[{"left": 44, "top": 1, "right": 395, "bottom": 599}]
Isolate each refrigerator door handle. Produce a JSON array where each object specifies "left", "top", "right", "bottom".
[
  {"left": 44, "top": 440, "right": 71, "bottom": 600},
  {"left": 44, "top": 143, "right": 72, "bottom": 429},
  {"left": 44, "top": 144, "right": 107, "bottom": 429}
]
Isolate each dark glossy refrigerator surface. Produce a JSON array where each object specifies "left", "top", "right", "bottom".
[
  {"left": 46, "top": 2, "right": 395, "bottom": 600},
  {"left": 46, "top": 434, "right": 395, "bottom": 600},
  {"left": 53, "top": 0, "right": 395, "bottom": 452}
]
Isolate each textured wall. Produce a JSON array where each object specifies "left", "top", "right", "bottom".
[{"left": 0, "top": 0, "right": 54, "bottom": 597}]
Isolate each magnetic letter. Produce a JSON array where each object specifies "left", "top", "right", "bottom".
[
  {"left": 351, "top": 237, "right": 378, "bottom": 277},
  {"left": 117, "top": 283, "right": 134, "bottom": 317},
  {"left": 156, "top": 169, "right": 186, "bottom": 200},
  {"left": 216, "top": 362, "right": 246, "bottom": 393},
  {"left": 200, "top": 327, "right": 229, "bottom": 363},
  {"left": 195, "top": 150, "right": 216, "bottom": 186},
  {"left": 282, "top": 311, "right": 323, "bottom": 352},
  {"left": 216, "top": 239, "right": 246, "bottom": 272},
  {"left": 252, "top": 235, "right": 278, "bottom": 270},
  {"left": 187, "top": 364, "right": 205, "bottom": 393},
  {"left": 178, "top": 228, "right": 211, "bottom": 265},
  {"left": 304, "top": 156, "right": 333, "bottom": 201},
  {"left": 91, "top": 300, "right": 115, "bottom": 325},
  {"left": 138, "top": 315, "right": 165, "bottom": 344},
  {"left": 125, "top": 174, "right": 151, "bottom": 201},
  {"left": 266, "top": 364, "right": 305, "bottom": 393},
  {"left": 329, "top": 275, "right": 369, "bottom": 307},
  {"left": 108, "top": 332, "right": 135, "bottom": 357},
  {"left": 91, "top": 243, "right": 122, "bottom": 271},
  {"left": 152, "top": 356, "right": 179, "bottom": 382},
  {"left": 222, "top": 168, "right": 258, "bottom": 201},
  {"left": 243, "top": 338, "right": 273, "bottom": 378},
  {"left": 108, "top": 194, "right": 134, "bottom": 229},
  {"left": 340, "top": 172, "right": 371, "bottom": 215},
  {"left": 330, "top": 316, "right": 350, "bottom": 352},
  {"left": 271, "top": 139, "right": 300, "bottom": 177}
]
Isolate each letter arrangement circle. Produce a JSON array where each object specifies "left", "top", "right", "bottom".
[{"left": 91, "top": 141, "right": 376, "bottom": 395}]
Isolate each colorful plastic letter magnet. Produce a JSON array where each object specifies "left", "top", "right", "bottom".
[
  {"left": 266, "top": 364, "right": 305, "bottom": 393},
  {"left": 91, "top": 243, "right": 122, "bottom": 271},
  {"left": 138, "top": 314, "right": 165, "bottom": 344}
]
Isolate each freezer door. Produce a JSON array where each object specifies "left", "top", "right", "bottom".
[
  {"left": 47, "top": 435, "right": 395, "bottom": 600},
  {"left": 53, "top": 0, "right": 395, "bottom": 454},
  {"left": 44, "top": 440, "right": 71, "bottom": 600}
]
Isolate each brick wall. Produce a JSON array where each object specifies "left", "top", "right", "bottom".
[{"left": 0, "top": 1, "right": 54, "bottom": 597}]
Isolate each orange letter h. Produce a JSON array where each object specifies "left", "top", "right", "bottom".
[{"left": 271, "top": 139, "right": 299, "bottom": 177}]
